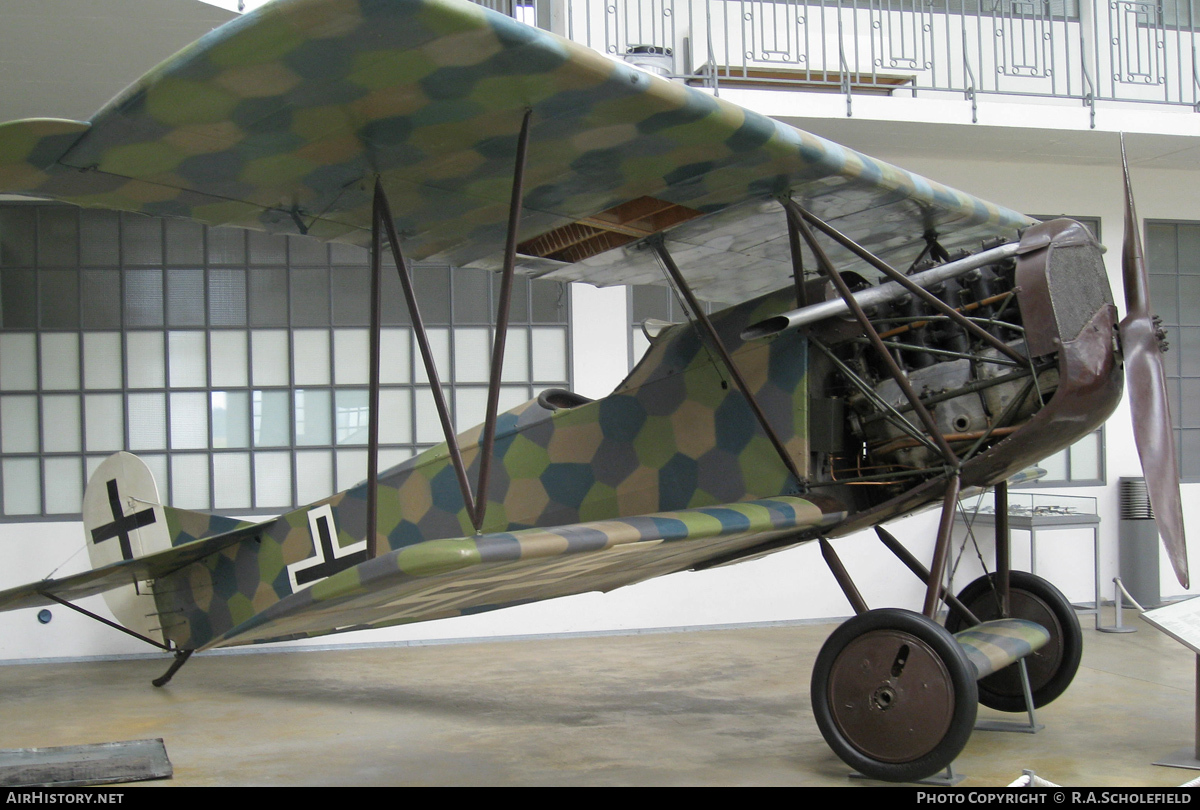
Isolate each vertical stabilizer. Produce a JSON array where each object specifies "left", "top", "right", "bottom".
[{"left": 81, "top": 452, "right": 171, "bottom": 643}]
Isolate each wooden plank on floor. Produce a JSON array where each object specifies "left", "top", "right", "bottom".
[{"left": 0, "top": 739, "right": 172, "bottom": 787}]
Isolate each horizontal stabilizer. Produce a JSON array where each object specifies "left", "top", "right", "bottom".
[{"left": 0, "top": 517, "right": 270, "bottom": 614}]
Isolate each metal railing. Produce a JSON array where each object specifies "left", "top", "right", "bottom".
[{"left": 479, "top": 0, "right": 1200, "bottom": 122}]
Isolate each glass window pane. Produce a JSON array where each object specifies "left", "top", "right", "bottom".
[
  {"left": 167, "top": 268, "right": 205, "bottom": 326},
  {"left": 126, "top": 332, "right": 165, "bottom": 389},
  {"left": 124, "top": 268, "right": 163, "bottom": 326},
  {"left": 1038, "top": 448, "right": 1068, "bottom": 481},
  {"left": 85, "top": 393, "right": 124, "bottom": 452},
  {"left": 454, "top": 327, "right": 490, "bottom": 383},
  {"left": 413, "top": 265, "right": 450, "bottom": 324},
  {"left": 212, "top": 390, "right": 249, "bottom": 448},
  {"left": 1183, "top": 380, "right": 1200, "bottom": 428},
  {"left": 39, "top": 269, "right": 79, "bottom": 328},
  {"left": 127, "top": 392, "right": 167, "bottom": 450},
  {"left": 1181, "top": 277, "right": 1200, "bottom": 325},
  {"left": 251, "top": 330, "right": 289, "bottom": 386},
  {"left": 380, "top": 328, "right": 411, "bottom": 384},
  {"left": 412, "top": 328, "right": 449, "bottom": 384},
  {"left": 292, "top": 329, "right": 330, "bottom": 386},
  {"left": 336, "top": 449, "right": 367, "bottom": 490},
  {"left": 453, "top": 267, "right": 491, "bottom": 323},
  {"left": 296, "top": 449, "right": 333, "bottom": 504},
  {"left": 380, "top": 447, "right": 413, "bottom": 472},
  {"left": 1, "top": 268, "right": 36, "bottom": 328},
  {"left": 248, "top": 267, "right": 288, "bottom": 326},
  {"left": 0, "top": 333, "right": 37, "bottom": 389},
  {"left": 213, "top": 452, "right": 251, "bottom": 510},
  {"left": 1180, "top": 225, "right": 1200, "bottom": 273},
  {"left": 508, "top": 274, "right": 529, "bottom": 322},
  {"left": 208, "top": 268, "right": 247, "bottom": 326},
  {"left": 499, "top": 385, "right": 529, "bottom": 413},
  {"left": 44, "top": 456, "right": 82, "bottom": 514},
  {"left": 333, "top": 329, "right": 369, "bottom": 385},
  {"left": 143, "top": 456, "right": 169, "bottom": 500},
  {"left": 379, "top": 388, "right": 411, "bottom": 444},
  {"left": 414, "top": 387, "right": 450, "bottom": 444},
  {"left": 42, "top": 395, "right": 80, "bottom": 452},
  {"left": 249, "top": 231, "right": 287, "bottom": 265},
  {"left": 1, "top": 395, "right": 38, "bottom": 452},
  {"left": 210, "top": 331, "right": 248, "bottom": 388},
  {"left": 295, "top": 388, "right": 331, "bottom": 446},
  {"left": 455, "top": 386, "right": 487, "bottom": 432},
  {"left": 207, "top": 226, "right": 245, "bottom": 266},
  {"left": 170, "top": 391, "right": 209, "bottom": 450},
  {"left": 289, "top": 234, "right": 327, "bottom": 266},
  {"left": 121, "top": 214, "right": 162, "bottom": 266},
  {"left": 502, "top": 328, "right": 528, "bottom": 382},
  {"left": 331, "top": 265, "right": 369, "bottom": 326},
  {"left": 253, "top": 389, "right": 291, "bottom": 446},
  {"left": 291, "top": 267, "right": 330, "bottom": 326},
  {"left": 40, "top": 333, "right": 79, "bottom": 390},
  {"left": 83, "top": 332, "right": 123, "bottom": 389},
  {"left": 81, "top": 268, "right": 121, "bottom": 329},
  {"left": 172, "top": 454, "right": 210, "bottom": 510},
  {"left": 531, "top": 327, "right": 567, "bottom": 381},
  {"left": 165, "top": 219, "right": 204, "bottom": 265},
  {"left": 3, "top": 458, "right": 41, "bottom": 515},
  {"left": 254, "top": 451, "right": 292, "bottom": 508},
  {"left": 335, "top": 389, "right": 369, "bottom": 445},
  {"left": 80, "top": 210, "right": 119, "bottom": 266},
  {"left": 1068, "top": 431, "right": 1101, "bottom": 481},
  {"left": 0, "top": 208, "right": 36, "bottom": 267},
  {"left": 168, "top": 331, "right": 207, "bottom": 388},
  {"left": 38, "top": 207, "right": 78, "bottom": 267}
]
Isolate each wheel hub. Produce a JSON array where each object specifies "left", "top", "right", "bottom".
[{"left": 827, "top": 629, "right": 956, "bottom": 763}]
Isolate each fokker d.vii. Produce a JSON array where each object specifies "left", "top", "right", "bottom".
[{"left": 0, "top": 0, "right": 1188, "bottom": 783}]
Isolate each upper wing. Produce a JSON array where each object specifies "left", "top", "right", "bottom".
[
  {"left": 0, "top": 0, "right": 1030, "bottom": 304},
  {"left": 161, "top": 495, "right": 845, "bottom": 650}
]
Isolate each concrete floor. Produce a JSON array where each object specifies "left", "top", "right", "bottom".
[{"left": 1, "top": 608, "right": 1197, "bottom": 787}]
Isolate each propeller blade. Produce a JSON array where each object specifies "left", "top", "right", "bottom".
[{"left": 1119, "top": 140, "right": 1190, "bottom": 588}]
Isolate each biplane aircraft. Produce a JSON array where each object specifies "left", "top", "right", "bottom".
[{"left": 0, "top": 0, "right": 1189, "bottom": 784}]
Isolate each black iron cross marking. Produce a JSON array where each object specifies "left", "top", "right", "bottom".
[
  {"left": 90, "top": 479, "right": 156, "bottom": 561},
  {"left": 294, "top": 512, "right": 368, "bottom": 587}
]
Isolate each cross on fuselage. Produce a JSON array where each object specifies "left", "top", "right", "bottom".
[
  {"left": 294, "top": 512, "right": 367, "bottom": 586},
  {"left": 90, "top": 479, "right": 156, "bottom": 561}
]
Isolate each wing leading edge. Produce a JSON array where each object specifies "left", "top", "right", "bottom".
[
  {"left": 170, "top": 495, "right": 845, "bottom": 650},
  {"left": 0, "top": 0, "right": 1030, "bottom": 305}
]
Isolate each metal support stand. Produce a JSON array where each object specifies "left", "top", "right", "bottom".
[
  {"left": 1153, "top": 655, "right": 1200, "bottom": 771},
  {"left": 975, "top": 660, "right": 1044, "bottom": 734},
  {"left": 1098, "top": 577, "right": 1138, "bottom": 634}
]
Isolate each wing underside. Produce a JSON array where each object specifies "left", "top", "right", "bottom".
[
  {"left": 190, "top": 495, "right": 843, "bottom": 650},
  {"left": 0, "top": 0, "right": 1030, "bottom": 304}
]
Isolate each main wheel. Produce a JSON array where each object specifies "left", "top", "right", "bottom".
[
  {"left": 944, "top": 571, "right": 1082, "bottom": 713},
  {"left": 811, "top": 608, "right": 978, "bottom": 783}
]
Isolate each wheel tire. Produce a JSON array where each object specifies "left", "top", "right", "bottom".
[
  {"left": 811, "top": 608, "right": 978, "bottom": 783},
  {"left": 944, "top": 571, "right": 1082, "bottom": 713}
]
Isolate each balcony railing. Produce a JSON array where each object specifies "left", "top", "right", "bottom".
[{"left": 477, "top": 0, "right": 1200, "bottom": 123}]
